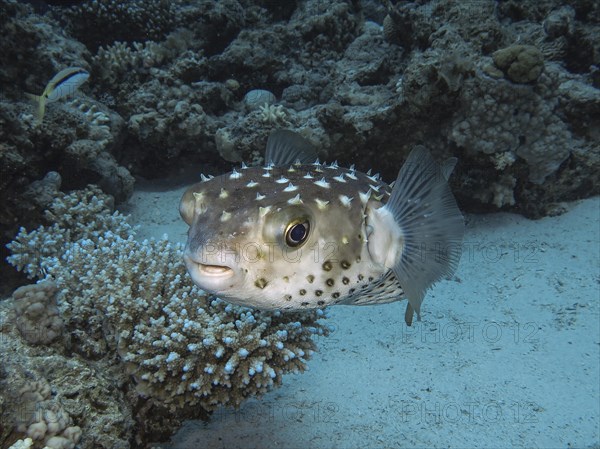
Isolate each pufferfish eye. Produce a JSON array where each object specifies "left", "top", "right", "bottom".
[{"left": 285, "top": 219, "right": 310, "bottom": 247}]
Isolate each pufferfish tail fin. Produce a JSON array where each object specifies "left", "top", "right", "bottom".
[
  {"left": 378, "top": 146, "right": 464, "bottom": 326},
  {"left": 25, "top": 92, "right": 46, "bottom": 122}
]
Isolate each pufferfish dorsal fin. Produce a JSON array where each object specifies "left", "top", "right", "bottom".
[{"left": 265, "top": 129, "right": 318, "bottom": 167}]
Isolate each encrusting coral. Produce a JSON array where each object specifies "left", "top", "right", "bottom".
[
  {"left": 492, "top": 44, "right": 545, "bottom": 84},
  {"left": 7, "top": 439, "right": 34, "bottom": 449},
  {"left": 10, "top": 377, "right": 82, "bottom": 449},
  {"left": 5, "top": 185, "right": 330, "bottom": 446},
  {"left": 12, "top": 281, "right": 64, "bottom": 346},
  {"left": 449, "top": 63, "right": 578, "bottom": 185}
]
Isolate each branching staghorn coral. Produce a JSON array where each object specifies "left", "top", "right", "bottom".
[
  {"left": 91, "top": 29, "right": 193, "bottom": 90},
  {"left": 7, "top": 187, "right": 127, "bottom": 280},
  {"left": 6, "top": 186, "right": 330, "bottom": 419}
]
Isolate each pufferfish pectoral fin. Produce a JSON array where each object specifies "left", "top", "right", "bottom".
[
  {"left": 265, "top": 130, "right": 318, "bottom": 166},
  {"left": 368, "top": 146, "right": 464, "bottom": 326}
]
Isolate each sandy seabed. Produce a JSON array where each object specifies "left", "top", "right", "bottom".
[{"left": 122, "top": 181, "right": 599, "bottom": 449}]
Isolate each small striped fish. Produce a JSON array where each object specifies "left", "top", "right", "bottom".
[
  {"left": 26, "top": 67, "right": 89, "bottom": 121},
  {"left": 180, "top": 130, "right": 464, "bottom": 325}
]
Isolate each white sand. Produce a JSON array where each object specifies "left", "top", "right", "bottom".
[{"left": 122, "top": 182, "right": 599, "bottom": 449}]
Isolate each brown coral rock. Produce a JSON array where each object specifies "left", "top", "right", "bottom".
[
  {"left": 12, "top": 281, "right": 64, "bottom": 345},
  {"left": 493, "top": 44, "right": 544, "bottom": 83}
]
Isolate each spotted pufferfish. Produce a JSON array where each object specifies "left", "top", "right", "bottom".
[{"left": 180, "top": 130, "right": 464, "bottom": 325}]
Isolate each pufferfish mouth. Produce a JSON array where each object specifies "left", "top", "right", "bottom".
[
  {"left": 183, "top": 253, "right": 237, "bottom": 292},
  {"left": 197, "top": 263, "right": 234, "bottom": 277}
]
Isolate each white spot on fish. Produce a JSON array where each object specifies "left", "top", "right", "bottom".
[
  {"left": 333, "top": 174, "right": 346, "bottom": 183},
  {"left": 346, "top": 170, "right": 358, "bottom": 180},
  {"left": 367, "top": 173, "right": 380, "bottom": 182},
  {"left": 200, "top": 174, "right": 212, "bottom": 182},
  {"left": 193, "top": 192, "right": 208, "bottom": 214},
  {"left": 256, "top": 192, "right": 266, "bottom": 201},
  {"left": 241, "top": 162, "right": 248, "bottom": 169},
  {"left": 339, "top": 195, "right": 353, "bottom": 208},
  {"left": 262, "top": 171, "right": 271, "bottom": 178},
  {"left": 303, "top": 172, "right": 313, "bottom": 179},
  {"left": 327, "top": 161, "right": 339, "bottom": 169},
  {"left": 230, "top": 169, "right": 242, "bottom": 180},
  {"left": 312, "top": 159, "right": 321, "bottom": 166},
  {"left": 315, "top": 198, "right": 329, "bottom": 210},
  {"left": 220, "top": 211, "right": 232, "bottom": 222},
  {"left": 359, "top": 190, "right": 371, "bottom": 204},
  {"left": 369, "top": 184, "right": 380, "bottom": 192},
  {"left": 246, "top": 180, "right": 259, "bottom": 188},
  {"left": 283, "top": 183, "right": 297, "bottom": 192},
  {"left": 259, "top": 206, "right": 271, "bottom": 217},
  {"left": 314, "top": 178, "right": 330, "bottom": 188},
  {"left": 287, "top": 194, "right": 303, "bottom": 205},
  {"left": 219, "top": 188, "right": 229, "bottom": 199},
  {"left": 276, "top": 176, "right": 289, "bottom": 184}
]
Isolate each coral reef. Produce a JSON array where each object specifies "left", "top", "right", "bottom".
[
  {"left": 0, "top": 0, "right": 599, "bottom": 283},
  {"left": 449, "top": 62, "right": 580, "bottom": 184},
  {"left": 0, "top": 0, "right": 598, "bottom": 444},
  {"left": 0, "top": 325, "right": 135, "bottom": 449},
  {"left": 2, "top": 186, "right": 330, "bottom": 448},
  {"left": 56, "top": 0, "right": 178, "bottom": 50}
]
